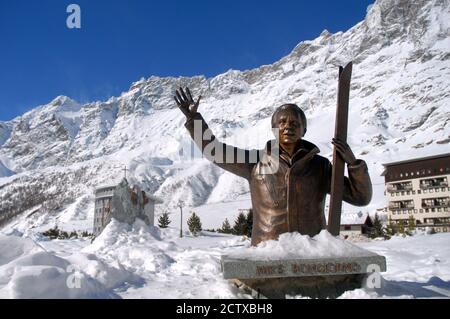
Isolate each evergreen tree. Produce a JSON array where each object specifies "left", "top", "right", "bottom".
[
  {"left": 232, "top": 212, "right": 248, "bottom": 235},
  {"left": 158, "top": 212, "right": 171, "bottom": 228},
  {"left": 385, "top": 216, "right": 397, "bottom": 238},
  {"left": 42, "top": 226, "right": 60, "bottom": 240},
  {"left": 370, "top": 213, "right": 384, "bottom": 239},
  {"left": 220, "top": 218, "right": 232, "bottom": 234},
  {"left": 245, "top": 209, "right": 253, "bottom": 237},
  {"left": 69, "top": 231, "right": 78, "bottom": 239},
  {"left": 398, "top": 219, "right": 406, "bottom": 236},
  {"left": 187, "top": 212, "right": 202, "bottom": 236},
  {"left": 407, "top": 215, "right": 416, "bottom": 235}
]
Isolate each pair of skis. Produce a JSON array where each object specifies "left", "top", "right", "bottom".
[{"left": 327, "top": 62, "right": 353, "bottom": 236}]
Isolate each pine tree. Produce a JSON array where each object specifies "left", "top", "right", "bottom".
[
  {"left": 385, "top": 216, "right": 397, "bottom": 237},
  {"left": 187, "top": 212, "right": 202, "bottom": 236},
  {"left": 220, "top": 218, "right": 232, "bottom": 234},
  {"left": 398, "top": 219, "right": 406, "bottom": 236},
  {"left": 245, "top": 209, "right": 253, "bottom": 237},
  {"left": 232, "top": 212, "right": 248, "bottom": 235},
  {"left": 370, "top": 213, "right": 384, "bottom": 239},
  {"left": 42, "top": 226, "right": 60, "bottom": 240},
  {"left": 69, "top": 231, "right": 78, "bottom": 239},
  {"left": 158, "top": 212, "right": 171, "bottom": 228},
  {"left": 407, "top": 215, "right": 416, "bottom": 235}
]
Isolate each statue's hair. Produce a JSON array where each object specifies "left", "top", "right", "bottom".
[{"left": 271, "top": 104, "right": 307, "bottom": 135}]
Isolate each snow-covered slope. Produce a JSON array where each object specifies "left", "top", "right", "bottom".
[{"left": 1, "top": 0, "right": 449, "bottom": 232}]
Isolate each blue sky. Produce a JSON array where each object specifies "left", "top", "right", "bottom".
[{"left": 0, "top": 0, "right": 374, "bottom": 121}]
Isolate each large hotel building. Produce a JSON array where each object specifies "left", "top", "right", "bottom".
[{"left": 382, "top": 153, "right": 450, "bottom": 232}]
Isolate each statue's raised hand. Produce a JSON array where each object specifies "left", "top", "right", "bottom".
[{"left": 174, "top": 87, "right": 202, "bottom": 119}]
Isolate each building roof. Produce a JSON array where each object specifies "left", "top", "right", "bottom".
[
  {"left": 382, "top": 153, "right": 450, "bottom": 167},
  {"left": 95, "top": 184, "right": 117, "bottom": 192},
  {"left": 340, "top": 212, "right": 370, "bottom": 226}
]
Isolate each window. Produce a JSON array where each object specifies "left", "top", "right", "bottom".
[{"left": 420, "top": 209, "right": 424, "bottom": 213}]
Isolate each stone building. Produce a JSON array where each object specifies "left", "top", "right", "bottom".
[
  {"left": 382, "top": 153, "right": 450, "bottom": 233},
  {"left": 93, "top": 178, "right": 162, "bottom": 236}
]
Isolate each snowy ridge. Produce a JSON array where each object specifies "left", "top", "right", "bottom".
[{"left": 0, "top": 0, "right": 449, "bottom": 233}]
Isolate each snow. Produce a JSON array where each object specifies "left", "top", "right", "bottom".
[
  {"left": 340, "top": 212, "right": 369, "bottom": 225},
  {"left": 0, "top": 0, "right": 449, "bottom": 299},
  {"left": 1, "top": 220, "right": 450, "bottom": 299},
  {"left": 0, "top": 235, "right": 118, "bottom": 299},
  {"left": 227, "top": 230, "right": 372, "bottom": 261},
  {"left": 0, "top": 160, "right": 14, "bottom": 177}
]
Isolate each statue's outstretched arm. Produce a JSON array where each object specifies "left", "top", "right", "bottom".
[{"left": 175, "top": 87, "right": 257, "bottom": 180}]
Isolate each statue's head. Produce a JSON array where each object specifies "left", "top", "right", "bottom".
[{"left": 271, "top": 104, "right": 307, "bottom": 146}]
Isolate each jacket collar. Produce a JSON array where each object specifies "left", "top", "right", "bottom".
[{"left": 264, "top": 139, "right": 320, "bottom": 167}]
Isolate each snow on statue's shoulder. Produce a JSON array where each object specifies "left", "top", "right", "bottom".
[{"left": 226, "top": 230, "right": 374, "bottom": 261}]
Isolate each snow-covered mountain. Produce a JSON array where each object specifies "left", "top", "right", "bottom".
[{"left": 1, "top": 0, "right": 449, "bottom": 233}]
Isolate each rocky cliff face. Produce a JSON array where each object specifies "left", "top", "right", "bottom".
[{"left": 0, "top": 0, "right": 449, "bottom": 231}]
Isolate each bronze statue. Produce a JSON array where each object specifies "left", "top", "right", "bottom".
[{"left": 174, "top": 87, "right": 372, "bottom": 246}]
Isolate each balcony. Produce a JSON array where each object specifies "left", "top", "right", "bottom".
[
  {"left": 389, "top": 201, "right": 415, "bottom": 210},
  {"left": 387, "top": 183, "right": 413, "bottom": 193},
  {"left": 422, "top": 203, "right": 449, "bottom": 209},
  {"left": 419, "top": 178, "right": 448, "bottom": 190}
]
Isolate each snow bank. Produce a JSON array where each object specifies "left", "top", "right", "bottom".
[
  {"left": 0, "top": 234, "right": 42, "bottom": 265},
  {"left": 83, "top": 219, "right": 178, "bottom": 275},
  {"left": 227, "top": 230, "right": 372, "bottom": 260},
  {"left": 0, "top": 235, "right": 119, "bottom": 298}
]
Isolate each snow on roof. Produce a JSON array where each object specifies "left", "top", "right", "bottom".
[
  {"left": 95, "top": 184, "right": 117, "bottom": 192},
  {"left": 340, "top": 212, "right": 369, "bottom": 226}
]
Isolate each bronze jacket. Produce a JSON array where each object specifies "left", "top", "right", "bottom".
[{"left": 185, "top": 113, "right": 372, "bottom": 246}]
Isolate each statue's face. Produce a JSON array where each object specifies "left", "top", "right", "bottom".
[{"left": 274, "top": 109, "right": 305, "bottom": 146}]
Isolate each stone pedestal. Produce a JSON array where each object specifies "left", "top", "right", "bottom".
[{"left": 221, "top": 251, "right": 386, "bottom": 299}]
